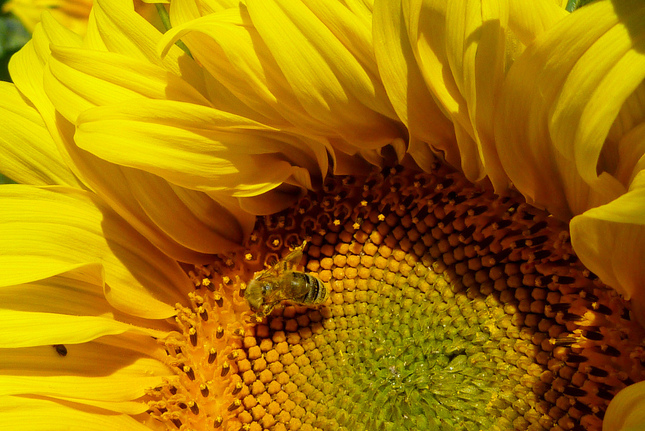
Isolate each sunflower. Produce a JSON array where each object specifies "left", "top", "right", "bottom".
[{"left": 1, "top": 0, "right": 644, "bottom": 430}]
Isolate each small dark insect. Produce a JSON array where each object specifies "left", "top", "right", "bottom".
[{"left": 53, "top": 344, "right": 68, "bottom": 357}]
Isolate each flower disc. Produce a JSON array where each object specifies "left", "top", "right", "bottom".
[{"left": 150, "top": 165, "right": 645, "bottom": 431}]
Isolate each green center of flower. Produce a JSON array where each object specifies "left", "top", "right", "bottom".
[
  {"left": 243, "top": 230, "right": 543, "bottom": 431},
  {"left": 315, "top": 272, "right": 520, "bottom": 430}
]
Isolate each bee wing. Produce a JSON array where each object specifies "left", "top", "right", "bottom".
[
  {"left": 254, "top": 268, "right": 278, "bottom": 281},
  {"left": 278, "top": 240, "right": 307, "bottom": 273}
]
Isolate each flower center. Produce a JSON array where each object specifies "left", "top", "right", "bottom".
[{"left": 148, "top": 165, "right": 645, "bottom": 431}]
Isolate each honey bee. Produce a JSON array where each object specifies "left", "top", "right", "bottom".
[{"left": 244, "top": 241, "right": 328, "bottom": 319}]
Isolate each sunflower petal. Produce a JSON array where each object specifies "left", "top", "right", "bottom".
[
  {"left": 381, "top": 0, "right": 568, "bottom": 189},
  {"left": 24, "top": 15, "right": 261, "bottom": 260},
  {"left": 159, "top": 8, "right": 303, "bottom": 128},
  {"left": 0, "top": 396, "right": 154, "bottom": 430},
  {"left": 169, "top": 0, "right": 241, "bottom": 26},
  {"left": 0, "top": 341, "right": 170, "bottom": 403},
  {"left": 160, "top": 3, "right": 403, "bottom": 151},
  {"left": 0, "top": 185, "right": 191, "bottom": 318},
  {"left": 75, "top": 100, "right": 323, "bottom": 196},
  {"left": 125, "top": 171, "right": 257, "bottom": 253},
  {"left": 45, "top": 45, "right": 211, "bottom": 124},
  {"left": 496, "top": 0, "right": 645, "bottom": 219},
  {"left": 570, "top": 171, "right": 645, "bottom": 325},
  {"left": 549, "top": 3, "right": 645, "bottom": 186},
  {"left": 2, "top": 0, "right": 92, "bottom": 34},
  {"left": 372, "top": 0, "right": 456, "bottom": 171},
  {"left": 603, "top": 381, "right": 645, "bottom": 431},
  {"left": 8, "top": 13, "right": 82, "bottom": 143},
  {"left": 247, "top": 0, "right": 398, "bottom": 125},
  {"left": 0, "top": 82, "right": 79, "bottom": 187},
  {"left": 0, "top": 271, "right": 176, "bottom": 332},
  {"left": 0, "top": 310, "right": 164, "bottom": 348},
  {"left": 507, "top": 0, "right": 568, "bottom": 45},
  {"left": 89, "top": 0, "right": 179, "bottom": 67}
]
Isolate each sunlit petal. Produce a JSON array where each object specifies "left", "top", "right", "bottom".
[
  {"left": 45, "top": 46, "right": 211, "bottom": 124},
  {"left": 0, "top": 82, "right": 80, "bottom": 187},
  {"left": 247, "top": 0, "right": 399, "bottom": 135},
  {"left": 372, "top": 0, "right": 456, "bottom": 171},
  {"left": 496, "top": 0, "right": 645, "bottom": 219},
  {"left": 0, "top": 185, "right": 191, "bottom": 318},
  {"left": 0, "top": 310, "right": 165, "bottom": 347},
  {"left": 17, "top": 11, "right": 258, "bottom": 260},
  {"left": 160, "top": 2, "right": 404, "bottom": 153},
  {"left": 9, "top": 13, "right": 82, "bottom": 147},
  {"left": 0, "top": 270, "right": 175, "bottom": 331},
  {"left": 75, "top": 100, "right": 325, "bottom": 196},
  {"left": 0, "top": 340, "right": 169, "bottom": 404},
  {"left": 378, "top": 0, "right": 568, "bottom": 190},
  {"left": 0, "top": 396, "right": 154, "bottom": 430}
]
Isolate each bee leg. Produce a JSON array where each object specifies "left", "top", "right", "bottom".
[
  {"left": 258, "top": 303, "right": 276, "bottom": 319},
  {"left": 250, "top": 313, "right": 264, "bottom": 324}
]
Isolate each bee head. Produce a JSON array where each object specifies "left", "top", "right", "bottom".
[{"left": 244, "top": 279, "right": 270, "bottom": 310}]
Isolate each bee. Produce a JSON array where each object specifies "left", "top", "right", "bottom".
[{"left": 244, "top": 241, "right": 328, "bottom": 319}]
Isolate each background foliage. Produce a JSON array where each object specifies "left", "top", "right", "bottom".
[{"left": 0, "top": 0, "right": 30, "bottom": 82}]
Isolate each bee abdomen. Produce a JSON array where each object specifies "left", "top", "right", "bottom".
[{"left": 302, "top": 274, "right": 327, "bottom": 305}]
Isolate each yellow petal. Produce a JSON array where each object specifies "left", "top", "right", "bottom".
[
  {"left": 34, "top": 16, "right": 253, "bottom": 259},
  {"left": 372, "top": 0, "right": 456, "bottom": 171},
  {"left": 0, "top": 271, "right": 176, "bottom": 332},
  {"left": 45, "top": 45, "right": 211, "bottom": 124},
  {"left": 0, "top": 185, "right": 192, "bottom": 318},
  {"left": 169, "top": 0, "right": 239, "bottom": 26},
  {"left": 75, "top": 100, "right": 324, "bottom": 196},
  {"left": 247, "top": 0, "right": 397, "bottom": 122},
  {"left": 549, "top": 0, "right": 645, "bottom": 187},
  {"left": 0, "top": 396, "right": 154, "bottom": 430},
  {"left": 90, "top": 0, "right": 274, "bottom": 126},
  {"left": 159, "top": 9, "right": 303, "bottom": 128},
  {"left": 615, "top": 121, "right": 645, "bottom": 187},
  {"left": 160, "top": 3, "right": 403, "bottom": 151},
  {"left": 88, "top": 0, "right": 185, "bottom": 70},
  {"left": 0, "top": 310, "right": 164, "bottom": 348},
  {"left": 125, "top": 170, "right": 257, "bottom": 254},
  {"left": 0, "top": 340, "right": 170, "bottom": 402},
  {"left": 0, "top": 82, "right": 80, "bottom": 187},
  {"left": 496, "top": 0, "right": 645, "bottom": 219},
  {"left": 405, "top": 0, "right": 486, "bottom": 181},
  {"left": 9, "top": 13, "right": 82, "bottom": 146},
  {"left": 603, "top": 381, "right": 645, "bottom": 431},
  {"left": 12, "top": 13, "right": 259, "bottom": 259},
  {"left": 570, "top": 171, "right": 645, "bottom": 326},
  {"left": 507, "top": 0, "right": 568, "bottom": 45},
  {"left": 382, "top": 0, "right": 568, "bottom": 189}
]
